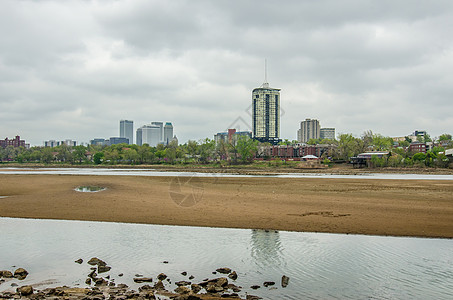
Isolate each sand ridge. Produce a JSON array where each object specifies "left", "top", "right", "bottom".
[{"left": 0, "top": 174, "right": 452, "bottom": 238}]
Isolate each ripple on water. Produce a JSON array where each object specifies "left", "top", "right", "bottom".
[{"left": 1, "top": 218, "right": 453, "bottom": 299}]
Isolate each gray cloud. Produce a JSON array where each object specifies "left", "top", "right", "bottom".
[{"left": 1, "top": 0, "right": 452, "bottom": 145}]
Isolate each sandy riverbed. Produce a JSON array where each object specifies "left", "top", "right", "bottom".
[{"left": 0, "top": 174, "right": 452, "bottom": 238}]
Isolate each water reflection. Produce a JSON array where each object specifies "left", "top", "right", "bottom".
[{"left": 250, "top": 229, "right": 284, "bottom": 269}]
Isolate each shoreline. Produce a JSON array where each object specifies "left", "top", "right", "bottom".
[
  {"left": 1, "top": 174, "right": 452, "bottom": 239},
  {"left": 2, "top": 163, "right": 453, "bottom": 175}
]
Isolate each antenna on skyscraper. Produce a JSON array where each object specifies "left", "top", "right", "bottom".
[{"left": 262, "top": 58, "right": 269, "bottom": 88}]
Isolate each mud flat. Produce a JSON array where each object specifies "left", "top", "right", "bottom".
[{"left": 1, "top": 174, "right": 452, "bottom": 238}]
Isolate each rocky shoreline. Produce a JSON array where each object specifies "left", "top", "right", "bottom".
[{"left": 0, "top": 258, "right": 290, "bottom": 299}]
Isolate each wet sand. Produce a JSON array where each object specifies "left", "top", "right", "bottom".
[{"left": 0, "top": 174, "right": 452, "bottom": 238}]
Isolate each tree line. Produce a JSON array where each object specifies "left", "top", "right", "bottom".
[{"left": 1, "top": 132, "right": 451, "bottom": 168}]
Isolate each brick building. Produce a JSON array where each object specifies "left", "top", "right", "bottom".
[{"left": 0, "top": 136, "right": 26, "bottom": 148}]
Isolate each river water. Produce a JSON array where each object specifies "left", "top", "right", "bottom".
[
  {"left": 1, "top": 168, "right": 453, "bottom": 299},
  {"left": 0, "top": 167, "right": 453, "bottom": 180},
  {"left": 0, "top": 218, "right": 452, "bottom": 299}
]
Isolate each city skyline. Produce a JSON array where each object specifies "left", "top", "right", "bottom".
[{"left": 1, "top": 1, "right": 453, "bottom": 146}]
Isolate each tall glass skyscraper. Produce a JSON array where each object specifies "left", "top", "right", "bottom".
[
  {"left": 120, "top": 120, "right": 134, "bottom": 144},
  {"left": 252, "top": 82, "right": 281, "bottom": 144}
]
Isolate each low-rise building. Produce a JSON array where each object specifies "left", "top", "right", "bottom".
[
  {"left": 0, "top": 136, "right": 27, "bottom": 148},
  {"left": 409, "top": 142, "right": 427, "bottom": 153}
]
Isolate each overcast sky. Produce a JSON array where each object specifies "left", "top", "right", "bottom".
[{"left": 1, "top": 0, "right": 453, "bottom": 146}]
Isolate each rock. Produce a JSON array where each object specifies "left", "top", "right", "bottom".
[
  {"left": 85, "top": 278, "right": 91, "bottom": 285},
  {"left": 17, "top": 285, "right": 33, "bottom": 296},
  {"left": 212, "top": 271, "right": 217, "bottom": 274},
  {"left": 189, "top": 275, "right": 194, "bottom": 280},
  {"left": 157, "top": 273, "right": 167, "bottom": 281},
  {"left": 250, "top": 285, "right": 260, "bottom": 289},
  {"left": 11, "top": 283, "right": 18, "bottom": 287},
  {"left": 263, "top": 281, "right": 275, "bottom": 287},
  {"left": 181, "top": 271, "right": 187, "bottom": 276},
  {"left": 117, "top": 283, "right": 129, "bottom": 289},
  {"left": 14, "top": 268, "right": 28, "bottom": 280},
  {"left": 246, "top": 295, "right": 263, "bottom": 300},
  {"left": 1, "top": 271, "right": 13, "bottom": 278},
  {"left": 87, "top": 257, "right": 106, "bottom": 266},
  {"left": 163, "top": 261, "right": 169, "bottom": 264},
  {"left": 191, "top": 283, "right": 202, "bottom": 293},
  {"left": 94, "top": 277, "right": 107, "bottom": 286},
  {"left": 75, "top": 258, "right": 83, "bottom": 264},
  {"left": 153, "top": 280, "right": 165, "bottom": 291},
  {"left": 216, "top": 277, "right": 228, "bottom": 287},
  {"left": 175, "top": 280, "right": 191, "bottom": 286},
  {"left": 228, "top": 271, "right": 238, "bottom": 280},
  {"left": 133, "top": 277, "right": 153, "bottom": 283},
  {"left": 226, "top": 284, "right": 241, "bottom": 292},
  {"left": 135, "top": 274, "right": 143, "bottom": 277},
  {"left": 139, "top": 284, "right": 153, "bottom": 292},
  {"left": 206, "top": 284, "right": 224, "bottom": 293},
  {"left": 88, "top": 270, "right": 97, "bottom": 279},
  {"left": 118, "top": 273, "right": 123, "bottom": 277},
  {"left": 175, "top": 286, "right": 191, "bottom": 294},
  {"left": 216, "top": 268, "right": 231, "bottom": 274},
  {"left": 98, "top": 265, "right": 111, "bottom": 273},
  {"left": 281, "top": 275, "right": 289, "bottom": 288}
]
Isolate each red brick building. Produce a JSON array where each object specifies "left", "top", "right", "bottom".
[
  {"left": 409, "top": 142, "right": 426, "bottom": 154},
  {"left": 0, "top": 136, "right": 26, "bottom": 148}
]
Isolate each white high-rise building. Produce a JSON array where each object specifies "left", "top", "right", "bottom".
[
  {"left": 298, "top": 119, "right": 320, "bottom": 143},
  {"left": 136, "top": 125, "right": 161, "bottom": 147},
  {"left": 120, "top": 120, "right": 134, "bottom": 144},
  {"left": 320, "top": 128, "right": 336, "bottom": 140},
  {"left": 252, "top": 81, "right": 280, "bottom": 144}
]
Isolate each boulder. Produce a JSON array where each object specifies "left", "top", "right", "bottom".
[
  {"left": 1, "top": 271, "right": 13, "bottom": 278},
  {"left": 85, "top": 278, "right": 91, "bottom": 285},
  {"left": 175, "top": 280, "right": 191, "bottom": 286},
  {"left": 181, "top": 271, "right": 187, "bottom": 276},
  {"left": 216, "top": 277, "right": 228, "bottom": 287},
  {"left": 17, "top": 285, "right": 33, "bottom": 296},
  {"left": 75, "top": 258, "right": 83, "bottom": 264},
  {"left": 175, "top": 286, "right": 191, "bottom": 294},
  {"left": 191, "top": 283, "right": 202, "bottom": 293},
  {"left": 157, "top": 273, "right": 167, "bottom": 281},
  {"left": 246, "top": 295, "right": 263, "bottom": 300},
  {"left": 281, "top": 275, "right": 289, "bottom": 288},
  {"left": 206, "top": 284, "right": 224, "bottom": 293},
  {"left": 189, "top": 275, "right": 194, "bottom": 280},
  {"left": 153, "top": 280, "right": 165, "bottom": 291},
  {"left": 87, "top": 257, "right": 106, "bottom": 266},
  {"left": 250, "top": 285, "right": 260, "bottom": 289},
  {"left": 228, "top": 271, "right": 238, "bottom": 280},
  {"left": 14, "top": 268, "right": 28, "bottom": 279},
  {"left": 98, "top": 265, "right": 111, "bottom": 273},
  {"left": 216, "top": 268, "right": 231, "bottom": 274},
  {"left": 263, "top": 281, "right": 275, "bottom": 287}
]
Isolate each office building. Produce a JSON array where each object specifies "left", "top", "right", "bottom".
[
  {"left": 214, "top": 129, "right": 252, "bottom": 144},
  {"left": 298, "top": 119, "right": 320, "bottom": 143},
  {"left": 136, "top": 125, "right": 161, "bottom": 147},
  {"left": 120, "top": 120, "right": 134, "bottom": 145},
  {"left": 252, "top": 81, "right": 281, "bottom": 144},
  {"left": 320, "top": 128, "right": 336, "bottom": 140},
  {"left": 163, "top": 122, "right": 174, "bottom": 145}
]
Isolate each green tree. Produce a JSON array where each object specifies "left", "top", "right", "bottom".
[
  {"left": 123, "top": 148, "right": 139, "bottom": 164},
  {"left": 73, "top": 146, "right": 87, "bottom": 164},
  {"left": 337, "top": 134, "right": 364, "bottom": 160},
  {"left": 93, "top": 152, "right": 104, "bottom": 164},
  {"left": 439, "top": 133, "right": 452, "bottom": 141},
  {"left": 198, "top": 138, "right": 215, "bottom": 163},
  {"left": 236, "top": 136, "right": 259, "bottom": 163},
  {"left": 42, "top": 147, "right": 54, "bottom": 164}
]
